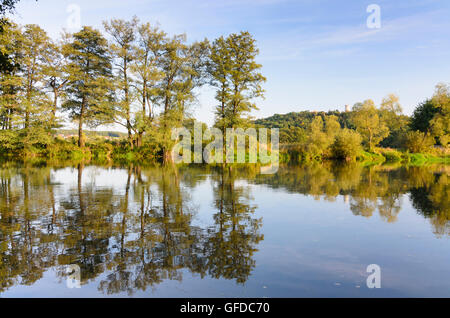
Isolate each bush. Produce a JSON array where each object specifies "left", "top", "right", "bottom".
[
  {"left": 404, "top": 131, "right": 434, "bottom": 153},
  {"left": 356, "top": 151, "right": 385, "bottom": 164},
  {"left": 45, "top": 138, "right": 79, "bottom": 159},
  {"left": 378, "top": 148, "right": 403, "bottom": 162},
  {"left": 0, "top": 130, "right": 20, "bottom": 154},
  {"left": 87, "top": 139, "right": 114, "bottom": 160},
  {"left": 331, "top": 129, "right": 362, "bottom": 160}
]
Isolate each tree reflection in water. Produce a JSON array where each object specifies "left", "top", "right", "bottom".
[
  {"left": 0, "top": 162, "right": 448, "bottom": 294},
  {"left": 253, "top": 163, "right": 449, "bottom": 236}
]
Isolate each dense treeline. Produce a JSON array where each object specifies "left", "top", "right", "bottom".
[
  {"left": 256, "top": 87, "right": 450, "bottom": 162},
  {"left": 0, "top": 10, "right": 448, "bottom": 164},
  {"left": 0, "top": 15, "right": 264, "bottom": 162}
]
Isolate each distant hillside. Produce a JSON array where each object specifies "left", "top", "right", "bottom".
[
  {"left": 254, "top": 110, "right": 354, "bottom": 129},
  {"left": 56, "top": 129, "right": 127, "bottom": 138}
]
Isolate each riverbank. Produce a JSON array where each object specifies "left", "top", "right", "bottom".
[
  {"left": 279, "top": 144, "right": 449, "bottom": 166},
  {"left": 1, "top": 137, "right": 448, "bottom": 167}
]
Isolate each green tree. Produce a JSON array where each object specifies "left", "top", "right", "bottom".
[
  {"left": 208, "top": 31, "right": 266, "bottom": 158},
  {"left": 0, "top": 1, "right": 21, "bottom": 72},
  {"left": 404, "top": 130, "right": 435, "bottom": 153},
  {"left": 380, "top": 93, "right": 402, "bottom": 115},
  {"left": 410, "top": 99, "right": 438, "bottom": 134},
  {"left": 42, "top": 39, "right": 68, "bottom": 126},
  {"left": 132, "top": 22, "right": 166, "bottom": 147},
  {"left": 351, "top": 99, "right": 389, "bottom": 151},
  {"left": 103, "top": 17, "right": 138, "bottom": 148},
  {"left": 209, "top": 32, "right": 265, "bottom": 128},
  {"left": 62, "top": 26, "right": 115, "bottom": 147},
  {"left": 429, "top": 83, "right": 450, "bottom": 146},
  {"left": 380, "top": 93, "right": 408, "bottom": 148},
  {"left": 303, "top": 115, "right": 341, "bottom": 158},
  {"left": 331, "top": 128, "right": 362, "bottom": 160},
  {"left": 0, "top": 0, "right": 21, "bottom": 15},
  {"left": 21, "top": 24, "right": 52, "bottom": 129},
  {"left": 0, "top": 20, "right": 22, "bottom": 131},
  {"left": 155, "top": 35, "right": 209, "bottom": 163}
]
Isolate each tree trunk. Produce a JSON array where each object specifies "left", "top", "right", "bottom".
[
  {"left": 136, "top": 132, "right": 143, "bottom": 147},
  {"left": 78, "top": 97, "right": 86, "bottom": 147},
  {"left": 25, "top": 111, "right": 30, "bottom": 129},
  {"left": 52, "top": 87, "right": 58, "bottom": 124},
  {"left": 163, "top": 148, "right": 172, "bottom": 165},
  {"left": 78, "top": 118, "right": 84, "bottom": 147},
  {"left": 127, "top": 123, "right": 133, "bottom": 149},
  {"left": 123, "top": 57, "right": 134, "bottom": 149}
]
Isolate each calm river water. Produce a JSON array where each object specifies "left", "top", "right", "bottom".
[{"left": 0, "top": 163, "right": 448, "bottom": 297}]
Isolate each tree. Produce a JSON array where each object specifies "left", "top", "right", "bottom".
[
  {"left": 404, "top": 131, "right": 435, "bottom": 153},
  {"left": 0, "top": 1, "right": 21, "bottom": 72},
  {"left": 380, "top": 93, "right": 402, "bottom": 115},
  {"left": 351, "top": 99, "right": 389, "bottom": 151},
  {"left": 62, "top": 26, "right": 114, "bottom": 147},
  {"left": 209, "top": 32, "right": 265, "bottom": 129},
  {"left": 380, "top": 93, "right": 408, "bottom": 148},
  {"left": 0, "top": 20, "right": 22, "bottom": 131},
  {"left": 155, "top": 34, "right": 209, "bottom": 163},
  {"left": 429, "top": 83, "right": 450, "bottom": 146},
  {"left": 21, "top": 24, "right": 52, "bottom": 129},
  {"left": 409, "top": 83, "right": 450, "bottom": 148},
  {"left": 103, "top": 17, "right": 138, "bottom": 148},
  {"left": 132, "top": 22, "right": 166, "bottom": 147},
  {"left": 305, "top": 115, "right": 340, "bottom": 158},
  {"left": 410, "top": 99, "right": 438, "bottom": 133},
  {"left": 42, "top": 39, "right": 68, "bottom": 126},
  {"left": 0, "top": 0, "right": 20, "bottom": 15},
  {"left": 331, "top": 128, "right": 362, "bottom": 160},
  {"left": 208, "top": 32, "right": 265, "bottom": 160}
]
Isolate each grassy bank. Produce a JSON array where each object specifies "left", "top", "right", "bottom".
[
  {"left": 1, "top": 137, "right": 449, "bottom": 166},
  {"left": 0, "top": 137, "right": 161, "bottom": 164},
  {"left": 279, "top": 145, "right": 450, "bottom": 166}
]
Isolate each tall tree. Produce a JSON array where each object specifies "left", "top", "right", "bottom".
[
  {"left": 0, "top": 1, "right": 21, "bottom": 72},
  {"left": 208, "top": 31, "right": 265, "bottom": 160},
  {"left": 103, "top": 17, "right": 138, "bottom": 148},
  {"left": 380, "top": 93, "right": 407, "bottom": 148},
  {"left": 305, "top": 115, "right": 340, "bottom": 158},
  {"left": 209, "top": 31, "right": 265, "bottom": 129},
  {"left": 429, "top": 83, "right": 450, "bottom": 146},
  {"left": 380, "top": 93, "right": 402, "bottom": 115},
  {"left": 0, "top": 20, "right": 22, "bottom": 130},
  {"left": 62, "top": 26, "right": 114, "bottom": 147},
  {"left": 351, "top": 99, "right": 389, "bottom": 151},
  {"left": 21, "top": 24, "right": 52, "bottom": 129},
  {"left": 410, "top": 99, "right": 438, "bottom": 134},
  {"left": 0, "top": 0, "right": 20, "bottom": 14},
  {"left": 156, "top": 34, "right": 208, "bottom": 163},
  {"left": 132, "top": 22, "right": 166, "bottom": 147},
  {"left": 42, "top": 39, "right": 68, "bottom": 126}
]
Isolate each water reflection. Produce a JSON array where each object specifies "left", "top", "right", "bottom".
[
  {"left": 253, "top": 163, "right": 449, "bottom": 236},
  {"left": 0, "top": 164, "right": 264, "bottom": 294},
  {"left": 0, "top": 162, "right": 448, "bottom": 295}
]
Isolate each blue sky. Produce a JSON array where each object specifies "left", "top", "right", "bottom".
[{"left": 11, "top": 0, "right": 450, "bottom": 127}]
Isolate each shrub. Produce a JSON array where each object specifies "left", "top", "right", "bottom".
[
  {"left": 404, "top": 131, "right": 434, "bottom": 153},
  {"left": 378, "top": 148, "right": 403, "bottom": 162},
  {"left": 331, "top": 129, "right": 362, "bottom": 160}
]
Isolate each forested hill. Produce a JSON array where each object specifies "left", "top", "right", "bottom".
[
  {"left": 254, "top": 110, "right": 354, "bottom": 129},
  {"left": 253, "top": 109, "right": 412, "bottom": 146}
]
